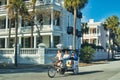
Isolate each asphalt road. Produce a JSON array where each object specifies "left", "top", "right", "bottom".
[{"left": 0, "top": 61, "right": 120, "bottom": 80}]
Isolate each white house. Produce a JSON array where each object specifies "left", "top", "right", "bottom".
[
  {"left": 82, "top": 19, "right": 109, "bottom": 50},
  {"left": 82, "top": 19, "right": 110, "bottom": 60},
  {"left": 0, "top": 0, "right": 82, "bottom": 50}
]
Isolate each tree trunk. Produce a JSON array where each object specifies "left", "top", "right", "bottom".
[
  {"left": 14, "top": 9, "right": 18, "bottom": 67},
  {"left": 35, "top": 24, "right": 42, "bottom": 43},
  {"left": 8, "top": 19, "right": 11, "bottom": 48},
  {"left": 31, "top": 22, "right": 34, "bottom": 48},
  {"left": 30, "top": 3, "right": 36, "bottom": 48},
  {"left": 73, "top": 7, "right": 77, "bottom": 50}
]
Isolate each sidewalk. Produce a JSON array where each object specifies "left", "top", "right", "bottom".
[
  {"left": 0, "top": 63, "right": 49, "bottom": 69},
  {"left": 0, "top": 60, "right": 108, "bottom": 69}
]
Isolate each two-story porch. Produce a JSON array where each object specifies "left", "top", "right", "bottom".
[{"left": 0, "top": 0, "right": 64, "bottom": 48}]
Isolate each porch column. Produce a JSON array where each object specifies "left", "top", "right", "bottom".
[
  {"left": 34, "top": 36, "right": 37, "bottom": 48},
  {"left": 51, "top": 0, "right": 55, "bottom": 4},
  {"left": 6, "top": 0, "right": 9, "bottom": 29},
  {"left": 51, "top": 8, "right": 54, "bottom": 31},
  {"left": 89, "top": 38, "right": 90, "bottom": 43},
  {"left": 6, "top": 14, "right": 8, "bottom": 29},
  {"left": 96, "top": 38, "right": 99, "bottom": 45},
  {"left": 19, "top": 37, "right": 21, "bottom": 45},
  {"left": 5, "top": 38, "right": 8, "bottom": 48},
  {"left": 19, "top": 16, "right": 22, "bottom": 27},
  {"left": 50, "top": 34, "right": 54, "bottom": 48}
]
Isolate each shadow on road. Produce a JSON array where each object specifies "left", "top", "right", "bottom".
[
  {"left": 60, "top": 70, "right": 104, "bottom": 77},
  {"left": 78, "top": 70, "right": 104, "bottom": 75},
  {"left": 52, "top": 70, "right": 104, "bottom": 79}
]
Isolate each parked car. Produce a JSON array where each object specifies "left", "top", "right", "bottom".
[{"left": 113, "top": 52, "right": 120, "bottom": 60}]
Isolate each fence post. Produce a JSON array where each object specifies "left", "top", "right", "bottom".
[{"left": 38, "top": 43, "right": 46, "bottom": 64}]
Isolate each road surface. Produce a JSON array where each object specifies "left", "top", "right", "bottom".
[{"left": 0, "top": 61, "right": 120, "bottom": 80}]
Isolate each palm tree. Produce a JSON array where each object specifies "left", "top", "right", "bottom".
[
  {"left": 103, "top": 15, "right": 119, "bottom": 59},
  {"left": 64, "top": 0, "right": 88, "bottom": 50},
  {"left": 6, "top": 3, "right": 14, "bottom": 48},
  {"left": 5, "top": 0, "right": 29, "bottom": 67},
  {"left": 116, "top": 28, "right": 120, "bottom": 47}
]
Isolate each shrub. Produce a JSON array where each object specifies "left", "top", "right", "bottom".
[{"left": 80, "top": 46, "right": 96, "bottom": 63}]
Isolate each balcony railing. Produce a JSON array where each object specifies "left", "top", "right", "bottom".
[
  {"left": 83, "top": 33, "right": 101, "bottom": 38},
  {"left": 0, "top": 5, "right": 7, "bottom": 14},
  {"left": 36, "top": 0, "right": 62, "bottom": 6},
  {"left": 0, "top": 25, "right": 62, "bottom": 36}
]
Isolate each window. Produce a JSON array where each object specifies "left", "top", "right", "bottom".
[
  {"left": 0, "top": 17, "right": 6, "bottom": 29},
  {"left": 0, "top": 1, "right": 6, "bottom": 5},
  {"left": 54, "top": 36, "right": 60, "bottom": 47},
  {"left": 53, "top": 17, "right": 60, "bottom": 26},
  {"left": 93, "top": 28, "right": 96, "bottom": 34},
  {"left": 21, "top": 37, "right": 31, "bottom": 48},
  {"left": 36, "top": 36, "right": 42, "bottom": 48},
  {"left": 93, "top": 39, "right": 96, "bottom": 44},
  {"left": 84, "top": 39, "right": 89, "bottom": 43},
  {"left": 0, "top": 38, "right": 5, "bottom": 48},
  {"left": 53, "top": 11, "right": 60, "bottom": 26},
  {"left": 8, "top": 19, "right": 15, "bottom": 28},
  {"left": 9, "top": 38, "right": 14, "bottom": 48},
  {"left": 21, "top": 18, "right": 31, "bottom": 27},
  {"left": 0, "top": 1, "right": 1, "bottom": 6}
]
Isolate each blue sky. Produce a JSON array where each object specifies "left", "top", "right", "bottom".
[{"left": 81, "top": 0, "right": 120, "bottom": 22}]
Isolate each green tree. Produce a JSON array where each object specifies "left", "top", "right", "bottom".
[
  {"left": 115, "top": 27, "right": 120, "bottom": 49},
  {"left": 6, "top": 4, "right": 14, "bottom": 48},
  {"left": 103, "top": 15, "right": 119, "bottom": 59},
  {"left": 5, "top": 0, "right": 29, "bottom": 67},
  {"left": 80, "top": 46, "right": 96, "bottom": 63},
  {"left": 64, "top": 0, "right": 88, "bottom": 50}
]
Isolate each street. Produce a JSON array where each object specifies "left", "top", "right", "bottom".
[{"left": 0, "top": 61, "right": 120, "bottom": 80}]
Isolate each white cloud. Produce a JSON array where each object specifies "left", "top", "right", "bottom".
[
  {"left": 100, "top": 18, "right": 105, "bottom": 23},
  {"left": 81, "top": 16, "right": 88, "bottom": 22}
]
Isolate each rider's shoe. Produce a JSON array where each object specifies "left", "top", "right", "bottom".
[{"left": 57, "top": 68, "right": 59, "bottom": 72}]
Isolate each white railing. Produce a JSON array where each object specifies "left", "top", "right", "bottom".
[
  {"left": 34, "top": 25, "right": 52, "bottom": 32},
  {"left": 0, "top": 48, "right": 58, "bottom": 64},
  {"left": 0, "top": 48, "right": 14, "bottom": 64},
  {"left": 0, "top": 5, "right": 7, "bottom": 14},
  {"left": 0, "top": 29, "right": 8, "bottom": 35},
  {"left": 0, "top": 28, "right": 15, "bottom": 35},
  {"left": 83, "top": 33, "right": 101, "bottom": 38},
  {"left": 0, "top": 47, "right": 109, "bottom": 65},
  {"left": 20, "top": 26, "right": 31, "bottom": 33},
  {"left": 19, "top": 48, "right": 42, "bottom": 64}
]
